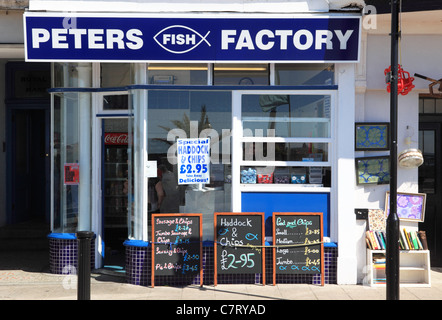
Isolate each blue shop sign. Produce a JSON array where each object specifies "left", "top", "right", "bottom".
[{"left": 24, "top": 13, "right": 361, "bottom": 63}]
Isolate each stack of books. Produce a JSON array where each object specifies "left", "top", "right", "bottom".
[
  {"left": 366, "top": 229, "right": 428, "bottom": 250},
  {"left": 372, "top": 254, "right": 386, "bottom": 284}
]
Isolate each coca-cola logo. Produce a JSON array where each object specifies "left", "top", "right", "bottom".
[{"left": 104, "top": 133, "right": 128, "bottom": 145}]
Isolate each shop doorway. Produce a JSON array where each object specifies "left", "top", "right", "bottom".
[
  {"left": 419, "top": 97, "right": 442, "bottom": 266},
  {"left": 5, "top": 61, "right": 51, "bottom": 227},
  {"left": 102, "top": 118, "right": 129, "bottom": 269},
  {"left": 7, "top": 108, "right": 50, "bottom": 224}
]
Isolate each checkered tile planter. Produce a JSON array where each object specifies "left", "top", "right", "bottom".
[
  {"left": 124, "top": 241, "right": 337, "bottom": 286},
  {"left": 48, "top": 233, "right": 95, "bottom": 275}
]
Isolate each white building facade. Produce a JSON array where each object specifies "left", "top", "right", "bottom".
[{"left": 1, "top": 0, "right": 440, "bottom": 286}]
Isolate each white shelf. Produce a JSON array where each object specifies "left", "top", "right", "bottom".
[{"left": 365, "top": 249, "right": 431, "bottom": 287}]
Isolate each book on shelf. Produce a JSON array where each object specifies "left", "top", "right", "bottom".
[
  {"left": 366, "top": 229, "right": 428, "bottom": 251},
  {"left": 418, "top": 231, "right": 428, "bottom": 250}
]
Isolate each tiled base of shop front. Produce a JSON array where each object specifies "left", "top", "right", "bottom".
[
  {"left": 48, "top": 237, "right": 95, "bottom": 274},
  {"left": 125, "top": 245, "right": 337, "bottom": 287}
]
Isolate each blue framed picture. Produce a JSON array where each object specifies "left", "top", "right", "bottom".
[
  {"left": 356, "top": 156, "right": 390, "bottom": 185},
  {"left": 355, "top": 123, "right": 390, "bottom": 151}
]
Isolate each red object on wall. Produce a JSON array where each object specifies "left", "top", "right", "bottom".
[
  {"left": 384, "top": 65, "right": 415, "bottom": 95},
  {"left": 64, "top": 163, "right": 79, "bottom": 185}
]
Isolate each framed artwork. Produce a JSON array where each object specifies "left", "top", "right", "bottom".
[
  {"left": 355, "top": 122, "right": 390, "bottom": 151},
  {"left": 355, "top": 156, "right": 390, "bottom": 185},
  {"left": 368, "top": 209, "right": 386, "bottom": 231},
  {"left": 385, "top": 192, "right": 426, "bottom": 222}
]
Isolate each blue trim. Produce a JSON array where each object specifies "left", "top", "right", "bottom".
[
  {"left": 241, "top": 192, "right": 331, "bottom": 238},
  {"left": 48, "top": 84, "right": 338, "bottom": 93},
  {"left": 47, "top": 233, "right": 77, "bottom": 240},
  {"left": 324, "top": 242, "right": 338, "bottom": 248},
  {"left": 96, "top": 113, "right": 133, "bottom": 117},
  {"left": 123, "top": 239, "right": 151, "bottom": 247},
  {"left": 126, "top": 85, "right": 339, "bottom": 91},
  {"left": 49, "top": 87, "right": 126, "bottom": 93}
]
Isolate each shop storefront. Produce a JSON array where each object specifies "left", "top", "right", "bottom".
[{"left": 24, "top": 10, "right": 362, "bottom": 285}]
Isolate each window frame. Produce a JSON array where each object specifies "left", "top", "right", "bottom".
[{"left": 231, "top": 90, "right": 336, "bottom": 211}]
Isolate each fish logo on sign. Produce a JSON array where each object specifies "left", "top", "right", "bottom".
[{"left": 153, "top": 25, "right": 211, "bottom": 54}]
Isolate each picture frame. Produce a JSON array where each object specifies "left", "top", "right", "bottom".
[
  {"left": 355, "top": 156, "right": 390, "bottom": 185},
  {"left": 355, "top": 122, "right": 390, "bottom": 151},
  {"left": 385, "top": 192, "right": 426, "bottom": 222}
]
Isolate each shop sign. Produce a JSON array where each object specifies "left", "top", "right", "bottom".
[
  {"left": 24, "top": 13, "right": 360, "bottom": 62},
  {"left": 104, "top": 132, "right": 128, "bottom": 145},
  {"left": 177, "top": 138, "right": 210, "bottom": 185}
]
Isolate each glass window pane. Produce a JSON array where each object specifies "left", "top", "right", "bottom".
[
  {"left": 242, "top": 94, "right": 331, "bottom": 138},
  {"left": 419, "top": 129, "right": 436, "bottom": 194},
  {"left": 143, "top": 90, "right": 232, "bottom": 241},
  {"left": 103, "top": 94, "right": 128, "bottom": 110},
  {"left": 101, "top": 63, "right": 131, "bottom": 87},
  {"left": 147, "top": 63, "right": 208, "bottom": 85},
  {"left": 54, "top": 63, "right": 92, "bottom": 88},
  {"left": 52, "top": 92, "right": 92, "bottom": 233},
  {"left": 213, "top": 64, "right": 269, "bottom": 85},
  {"left": 275, "top": 63, "right": 334, "bottom": 86},
  {"left": 240, "top": 166, "right": 330, "bottom": 186},
  {"left": 436, "top": 99, "right": 442, "bottom": 113},
  {"left": 243, "top": 142, "right": 328, "bottom": 162},
  {"left": 423, "top": 98, "right": 435, "bottom": 113}
]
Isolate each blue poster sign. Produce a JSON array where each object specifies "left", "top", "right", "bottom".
[{"left": 24, "top": 13, "right": 360, "bottom": 62}]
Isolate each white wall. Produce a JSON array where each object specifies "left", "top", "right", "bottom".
[
  {"left": 354, "top": 27, "right": 441, "bottom": 282},
  {"left": 28, "top": 0, "right": 343, "bottom": 13}
]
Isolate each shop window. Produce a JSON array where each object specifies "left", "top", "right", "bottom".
[
  {"left": 53, "top": 63, "right": 92, "bottom": 88},
  {"left": 6, "top": 62, "right": 50, "bottom": 100},
  {"left": 103, "top": 94, "right": 128, "bottom": 110},
  {"left": 213, "top": 64, "right": 269, "bottom": 86},
  {"left": 419, "top": 97, "right": 442, "bottom": 114},
  {"left": 239, "top": 93, "right": 331, "bottom": 187},
  {"left": 101, "top": 63, "right": 132, "bottom": 88},
  {"left": 242, "top": 142, "right": 328, "bottom": 162},
  {"left": 275, "top": 63, "right": 334, "bottom": 86},
  {"left": 128, "top": 89, "right": 232, "bottom": 241},
  {"left": 147, "top": 63, "right": 208, "bottom": 85},
  {"left": 52, "top": 92, "right": 92, "bottom": 232},
  {"left": 242, "top": 94, "right": 330, "bottom": 138}
]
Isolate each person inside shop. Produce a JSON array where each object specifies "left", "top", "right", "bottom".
[{"left": 148, "top": 168, "right": 165, "bottom": 223}]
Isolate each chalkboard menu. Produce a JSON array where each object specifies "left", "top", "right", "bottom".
[
  {"left": 214, "top": 212, "right": 265, "bottom": 285},
  {"left": 151, "top": 213, "right": 203, "bottom": 287},
  {"left": 272, "top": 212, "right": 324, "bottom": 286}
]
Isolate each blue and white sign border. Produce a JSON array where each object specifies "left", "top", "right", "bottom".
[{"left": 24, "top": 12, "right": 361, "bottom": 63}]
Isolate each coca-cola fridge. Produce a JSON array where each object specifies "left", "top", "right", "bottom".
[{"left": 103, "top": 132, "right": 129, "bottom": 264}]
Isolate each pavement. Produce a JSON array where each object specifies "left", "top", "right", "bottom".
[{"left": 1, "top": 250, "right": 442, "bottom": 302}]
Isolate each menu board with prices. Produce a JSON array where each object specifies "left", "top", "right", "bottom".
[
  {"left": 151, "top": 214, "right": 203, "bottom": 287},
  {"left": 272, "top": 212, "right": 324, "bottom": 286}
]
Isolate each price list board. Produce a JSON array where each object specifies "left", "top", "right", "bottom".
[
  {"left": 272, "top": 212, "right": 324, "bottom": 286},
  {"left": 214, "top": 212, "right": 265, "bottom": 285},
  {"left": 151, "top": 213, "right": 203, "bottom": 287}
]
